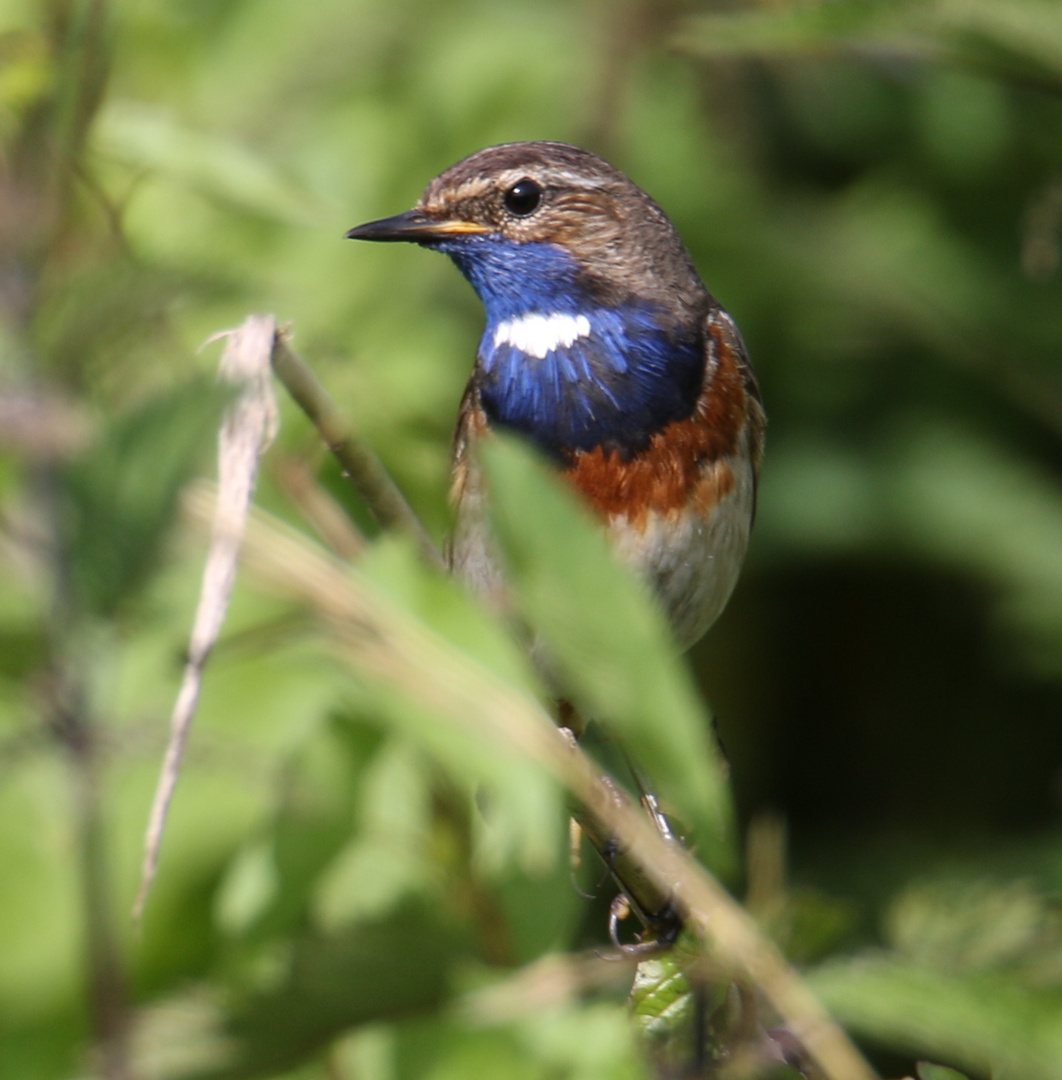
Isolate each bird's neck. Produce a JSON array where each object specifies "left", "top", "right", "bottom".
[{"left": 442, "top": 237, "right": 705, "bottom": 460}]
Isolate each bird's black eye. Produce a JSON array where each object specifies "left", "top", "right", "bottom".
[{"left": 503, "top": 178, "right": 543, "bottom": 217}]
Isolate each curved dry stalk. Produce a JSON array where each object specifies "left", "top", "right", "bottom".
[{"left": 134, "top": 315, "right": 278, "bottom": 923}]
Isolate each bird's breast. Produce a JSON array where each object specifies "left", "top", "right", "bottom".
[
  {"left": 476, "top": 303, "right": 704, "bottom": 459},
  {"left": 562, "top": 313, "right": 750, "bottom": 523},
  {"left": 560, "top": 321, "right": 757, "bottom": 644},
  {"left": 566, "top": 367, "right": 756, "bottom": 643}
]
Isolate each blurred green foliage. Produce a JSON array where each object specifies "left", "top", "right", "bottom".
[{"left": 1, "top": 0, "right": 1062, "bottom": 1078}]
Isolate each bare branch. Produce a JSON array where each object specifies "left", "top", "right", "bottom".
[{"left": 270, "top": 331, "right": 444, "bottom": 569}]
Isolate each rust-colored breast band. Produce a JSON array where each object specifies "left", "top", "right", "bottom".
[{"left": 563, "top": 317, "right": 750, "bottom": 525}]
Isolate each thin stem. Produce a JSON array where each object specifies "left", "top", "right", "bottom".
[
  {"left": 40, "top": 459, "right": 132, "bottom": 1079},
  {"left": 69, "top": 706, "right": 131, "bottom": 1080},
  {"left": 270, "top": 332, "right": 445, "bottom": 569}
]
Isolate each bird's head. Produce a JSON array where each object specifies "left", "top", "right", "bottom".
[
  {"left": 347, "top": 141, "right": 708, "bottom": 324},
  {"left": 347, "top": 142, "right": 711, "bottom": 457}
]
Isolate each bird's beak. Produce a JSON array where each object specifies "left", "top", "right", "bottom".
[{"left": 345, "top": 209, "right": 490, "bottom": 243}]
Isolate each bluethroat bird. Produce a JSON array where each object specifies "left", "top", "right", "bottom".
[
  {"left": 348, "top": 143, "right": 764, "bottom": 945},
  {"left": 347, "top": 141, "right": 765, "bottom": 651}
]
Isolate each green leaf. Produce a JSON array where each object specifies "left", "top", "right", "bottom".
[
  {"left": 59, "top": 376, "right": 229, "bottom": 619},
  {"left": 675, "top": 0, "right": 1062, "bottom": 95},
  {"left": 918, "top": 1062, "right": 970, "bottom": 1080},
  {"left": 209, "top": 900, "right": 467, "bottom": 1079},
  {"left": 631, "top": 935, "right": 805, "bottom": 1078},
  {"left": 97, "top": 101, "right": 325, "bottom": 225},
  {"left": 808, "top": 954, "right": 1062, "bottom": 1080},
  {"left": 348, "top": 536, "right": 565, "bottom": 876},
  {"left": 481, "top": 435, "right": 734, "bottom": 871},
  {"left": 629, "top": 934, "right": 700, "bottom": 1043},
  {"left": 311, "top": 737, "right": 435, "bottom": 930},
  {"left": 674, "top": 1, "right": 912, "bottom": 58}
]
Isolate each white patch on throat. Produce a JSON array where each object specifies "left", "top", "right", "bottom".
[{"left": 493, "top": 312, "right": 592, "bottom": 360}]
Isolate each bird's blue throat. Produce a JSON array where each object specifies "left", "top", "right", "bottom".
[{"left": 429, "top": 234, "right": 704, "bottom": 459}]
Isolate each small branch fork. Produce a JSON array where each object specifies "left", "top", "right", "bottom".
[
  {"left": 270, "top": 332, "right": 444, "bottom": 568},
  {"left": 137, "top": 316, "right": 879, "bottom": 1080}
]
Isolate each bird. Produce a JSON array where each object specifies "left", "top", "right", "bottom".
[{"left": 347, "top": 140, "right": 765, "bottom": 652}]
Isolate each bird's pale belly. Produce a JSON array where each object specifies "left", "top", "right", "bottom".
[
  {"left": 605, "top": 447, "right": 756, "bottom": 648},
  {"left": 447, "top": 438, "right": 756, "bottom": 649}
]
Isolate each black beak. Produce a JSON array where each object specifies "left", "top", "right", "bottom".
[{"left": 345, "top": 209, "right": 489, "bottom": 243}]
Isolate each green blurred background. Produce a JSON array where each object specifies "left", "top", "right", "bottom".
[{"left": 2, "top": 1, "right": 1062, "bottom": 1078}]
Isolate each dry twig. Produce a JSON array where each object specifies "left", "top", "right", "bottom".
[{"left": 134, "top": 315, "right": 278, "bottom": 922}]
